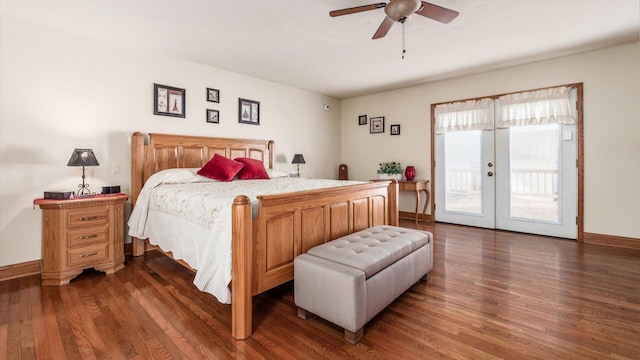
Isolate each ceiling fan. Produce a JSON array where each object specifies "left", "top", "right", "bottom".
[{"left": 330, "top": 0, "right": 459, "bottom": 39}]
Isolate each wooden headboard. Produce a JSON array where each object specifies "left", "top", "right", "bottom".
[{"left": 131, "top": 132, "right": 274, "bottom": 206}]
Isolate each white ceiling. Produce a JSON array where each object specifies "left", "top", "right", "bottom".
[{"left": 2, "top": 0, "right": 639, "bottom": 99}]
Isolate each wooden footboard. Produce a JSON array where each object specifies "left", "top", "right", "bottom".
[{"left": 231, "top": 180, "right": 397, "bottom": 339}]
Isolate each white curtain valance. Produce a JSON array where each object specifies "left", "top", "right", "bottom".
[
  {"left": 434, "top": 98, "right": 494, "bottom": 134},
  {"left": 497, "top": 86, "right": 575, "bottom": 128}
]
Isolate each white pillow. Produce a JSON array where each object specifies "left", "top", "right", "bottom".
[
  {"left": 266, "top": 168, "right": 289, "bottom": 178},
  {"left": 147, "top": 168, "right": 217, "bottom": 186}
]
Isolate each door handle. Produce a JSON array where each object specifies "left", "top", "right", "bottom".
[{"left": 487, "top": 172, "right": 494, "bottom": 177}]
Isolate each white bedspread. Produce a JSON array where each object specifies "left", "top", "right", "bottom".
[{"left": 128, "top": 168, "right": 364, "bottom": 304}]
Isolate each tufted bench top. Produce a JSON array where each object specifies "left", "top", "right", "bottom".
[{"left": 306, "top": 225, "right": 431, "bottom": 279}]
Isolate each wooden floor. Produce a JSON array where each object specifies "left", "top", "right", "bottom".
[{"left": 2, "top": 221, "right": 639, "bottom": 359}]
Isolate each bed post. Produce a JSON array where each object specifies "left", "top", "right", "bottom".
[
  {"left": 388, "top": 180, "right": 399, "bottom": 226},
  {"left": 267, "top": 140, "right": 275, "bottom": 169},
  {"left": 131, "top": 132, "right": 146, "bottom": 256},
  {"left": 231, "top": 195, "right": 253, "bottom": 339}
]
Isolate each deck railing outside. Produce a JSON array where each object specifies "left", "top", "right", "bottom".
[
  {"left": 446, "top": 168, "right": 559, "bottom": 221},
  {"left": 446, "top": 168, "right": 558, "bottom": 199}
]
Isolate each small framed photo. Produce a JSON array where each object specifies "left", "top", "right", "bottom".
[
  {"left": 239, "top": 98, "right": 260, "bottom": 125},
  {"left": 206, "top": 109, "right": 219, "bottom": 124},
  {"left": 390, "top": 124, "right": 401, "bottom": 135},
  {"left": 370, "top": 116, "right": 385, "bottom": 134},
  {"left": 207, "top": 88, "right": 220, "bottom": 103},
  {"left": 154, "top": 83, "right": 185, "bottom": 118},
  {"left": 358, "top": 115, "right": 367, "bottom": 125}
]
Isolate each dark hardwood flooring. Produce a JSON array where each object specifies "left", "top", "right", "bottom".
[{"left": 2, "top": 221, "right": 639, "bottom": 359}]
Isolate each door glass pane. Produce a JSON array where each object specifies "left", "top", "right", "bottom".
[
  {"left": 445, "top": 131, "right": 482, "bottom": 215},
  {"left": 509, "top": 124, "right": 560, "bottom": 223}
]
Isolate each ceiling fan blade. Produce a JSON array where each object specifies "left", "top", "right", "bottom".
[
  {"left": 330, "top": 3, "right": 386, "bottom": 17},
  {"left": 372, "top": 16, "right": 394, "bottom": 39},
  {"left": 416, "top": 1, "right": 459, "bottom": 23}
]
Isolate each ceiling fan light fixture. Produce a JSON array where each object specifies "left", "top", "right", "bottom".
[
  {"left": 329, "top": 0, "right": 459, "bottom": 40},
  {"left": 384, "top": 0, "right": 421, "bottom": 22}
]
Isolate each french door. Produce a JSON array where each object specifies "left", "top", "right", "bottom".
[
  {"left": 434, "top": 89, "right": 578, "bottom": 239},
  {"left": 435, "top": 129, "right": 496, "bottom": 229}
]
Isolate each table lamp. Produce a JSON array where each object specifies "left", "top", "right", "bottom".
[
  {"left": 67, "top": 148, "right": 99, "bottom": 196},
  {"left": 291, "top": 154, "right": 306, "bottom": 177}
]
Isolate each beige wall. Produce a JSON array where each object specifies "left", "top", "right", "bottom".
[
  {"left": 0, "top": 15, "right": 342, "bottom": 266},
  {"left": 341, "top": 41, "right": 640, "bottom": 239},
  {"left": 1, "top": 15, "right": 638, "bottom": 268}
]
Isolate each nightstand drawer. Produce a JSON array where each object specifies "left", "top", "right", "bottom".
[
  {"left": 67, "top": 207, "right": 108, "bottom": 228},
  {"left": 67, "top": 225, "right": 108, "bottom": 248},
  {"left": 67, "top": 243, "right": 109, "bottom": 267}
]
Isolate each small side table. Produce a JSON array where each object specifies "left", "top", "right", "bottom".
[
  {"left": 34, "top": 193, "right": 128, "bottom": 286},
  {"left": 398, "top": 180, "right": 429, "bottom": 225}
]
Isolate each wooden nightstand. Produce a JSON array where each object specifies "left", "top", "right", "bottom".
[{"left": 34, "top": 193, "right": 128, "bottom": 286}]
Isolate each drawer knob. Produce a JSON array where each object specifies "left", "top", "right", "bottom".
[
  {"left": 80, "top": 252, "right": 98, "bottom": 258},
  {"left": 79, "top": 216, "right": 99, "bottom": 221},
  {"left": 79, "top": 234, "right": 98, "bottom": 240}
]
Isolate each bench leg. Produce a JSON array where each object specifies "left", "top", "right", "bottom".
[
  {"left": 297, "top": 308, "right": 310, "bottom": 320},
  {"left": 421, "top": 271, "right": 431, "bottom": 282},
  {"left": 345, "top": 327, "right": 364, "bottom": 345}
]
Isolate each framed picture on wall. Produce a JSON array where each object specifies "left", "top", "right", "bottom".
[
  {"left": 207, "top": 88, "right": 220, "bottom": 103},
  {"left": 358, "top": 115, "right": 367, "bottom": 125},
  {"left": 238, "top": 98, "right": 260, "bottom": 125},
  {"left": 154, "top": 83, "right": 185, "bottom": 118},
  {"left": 390, "top": 124, "right": 401, "bottom": 135},
  {"left": 370, "top": 116, "right": 385, "bottom": 133},
  {"left": 206, "top": 109, "right": 219, "bottom": 124}
]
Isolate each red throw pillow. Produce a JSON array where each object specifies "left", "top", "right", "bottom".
[
  {"left": 197, "top": 154, "right": 245, "bottom": 181},
  {"left": 234, "top": 157, "right": 270, "bottom": 180}
]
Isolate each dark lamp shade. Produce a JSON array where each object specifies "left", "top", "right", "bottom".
[
  {"left": 67, "top": 149, "right": 99, "bottom": 167},
  {"left": 291, "top": 154, "right": 306, "bottom": 164}
]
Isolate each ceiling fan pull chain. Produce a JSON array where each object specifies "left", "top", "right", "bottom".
[{"left": 402, "top": 21, "right": 406, "bottom": 59}]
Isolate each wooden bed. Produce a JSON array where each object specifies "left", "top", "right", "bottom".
[{"left": 129, "top": 132, "right": 398, "bottom": 339}]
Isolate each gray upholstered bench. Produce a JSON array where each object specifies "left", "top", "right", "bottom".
[{"left": 294, "top": 225, "right": 433, "bottom": 344}]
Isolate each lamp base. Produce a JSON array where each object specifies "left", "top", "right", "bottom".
[
  {"left": 76, "top": 184, "right": 94, "bottom": 196},
  {"left": 75, "top": 165, "right": 95, "bottom": 196}
]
